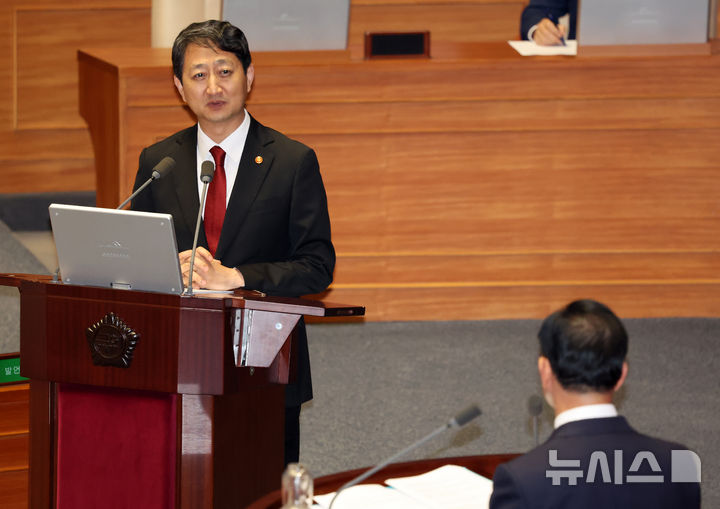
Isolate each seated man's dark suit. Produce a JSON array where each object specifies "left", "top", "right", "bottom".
[
  {"left": 520, "top": 0, "right": 578, "bottom": 40},
  {"left": 490, "top": 416, "right": 700, "bottom": 509},
  {"left": 131, "top": 115, "right": 336, "bottom": 411}
]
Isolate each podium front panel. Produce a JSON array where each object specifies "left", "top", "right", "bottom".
[{"left": 55, "top": 383, "right": 177, "bottom": 509}]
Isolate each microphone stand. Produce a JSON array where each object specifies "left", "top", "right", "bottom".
[
  {"left": 527, "top": 395, "right": 543, "bottom": 447},
  {"left": 327, "top": 405, "right": 481, "bottom": 509},
  {"left": 184, "top": 161, "right": 214, "bottom": 296},
  {"left": 116, "top": 177, "right": 154, "bottom": 210},
  {"left": 117, "top": 156, "right": 176, "bottom": 210}
]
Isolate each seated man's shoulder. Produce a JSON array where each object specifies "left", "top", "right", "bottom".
[
  {"left": 508, "top": 419, "right": 694, "bottom": 472},
  {"left": 492, "top": 421, "right": 700, "bottom": 509}
]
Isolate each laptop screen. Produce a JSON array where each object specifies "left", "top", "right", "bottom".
[
  {"left": 578, "top": 0, "right": 709, "bottom": 45},
  {"left": 49, "top": 204, "right": 184, "bottom": 295}
]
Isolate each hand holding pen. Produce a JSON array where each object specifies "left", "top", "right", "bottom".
[
  {"left": 532, "top": 12, "right": 567, "bottom": 46},
  {"left": 547, "top": 13, "right": 567, "bottom": 46}
]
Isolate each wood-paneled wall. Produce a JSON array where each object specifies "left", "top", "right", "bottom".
[
  {"left": 80, "top": 46, "right": 720, "bottom": 320},
  {"left": 4, "top": 1, "right": 720, "bottom": 321},
  {"left": 0, "top": 1, "right": 151, "bottom": 193},
  {"left": 0, "top": 0, "right": 523, "bottom": 191},
  {"left": 0, "top": 383, "right": 29, "bottom": 509},
  {"left": 251, "top": 52, "right": 720, "bottom": 320}
]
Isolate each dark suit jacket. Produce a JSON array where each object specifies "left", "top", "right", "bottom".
[
  {"left": 490, "top": 417, "right": 700, "bottom": 509},
  {"left": 520, "top": 0, "right": 578, "bottom": 40},
  {"left": 131, "top": 116, "right": 336, "bottom": 406}
]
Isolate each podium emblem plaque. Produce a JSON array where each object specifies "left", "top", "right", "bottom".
[{"left": 86, "top": 312, "right": 139, "bottom": 368}]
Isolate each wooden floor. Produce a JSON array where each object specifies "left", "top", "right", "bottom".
[{"left": 0, "top": 383, "right": 29, "bottom": 509}]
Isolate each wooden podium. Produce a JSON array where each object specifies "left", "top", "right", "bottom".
[{"left": 0, "top": 274, "right": 363, "bottom": 509}]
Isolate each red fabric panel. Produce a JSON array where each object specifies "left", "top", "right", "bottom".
[{"left": 56, "top": 383, "right": 177, "bottom": 509}]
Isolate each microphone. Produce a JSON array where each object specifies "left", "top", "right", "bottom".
[
  {"left": 116, "top": 156, "right": 176, "bottom": 210},
  {"left": 327, "top": 404, "right": 481, "bottom": 509},
  {"left": 184, "top": 160, "right": 215, "bottom": 296},
  {"left": 528, "top": 395, "right": 543, "bottom": 447}
]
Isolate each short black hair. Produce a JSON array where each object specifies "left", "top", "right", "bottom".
[
  {"left": 172, "top": 20, "right": 252, "bottom": 81},
  {"left": 538, "top": 299, "right": 628, "bottom": 392}
]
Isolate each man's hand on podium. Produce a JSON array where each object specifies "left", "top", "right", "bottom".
[{"left": 179, "top": 247, "right": 245, "bottom": 290}]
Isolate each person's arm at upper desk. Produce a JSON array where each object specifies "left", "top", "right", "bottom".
[{"left": 520, "top": 0, "right": 570, "bottom": 46}]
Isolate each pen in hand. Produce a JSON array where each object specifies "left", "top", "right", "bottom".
[{"left": 546, "top": 12, "right": 567, "bottom": 46}]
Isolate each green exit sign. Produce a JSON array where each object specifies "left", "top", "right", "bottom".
[{"left": 0, "top": 356, "right": 27, "bottom": 384}]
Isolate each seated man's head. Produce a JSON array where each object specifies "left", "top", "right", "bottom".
[{"left": 537, "top": 299, "right": 628, "bottom": 412}]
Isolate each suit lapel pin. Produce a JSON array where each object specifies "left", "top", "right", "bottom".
[{"left": 254, "top": 155, "right": 263, "bottom": 164}]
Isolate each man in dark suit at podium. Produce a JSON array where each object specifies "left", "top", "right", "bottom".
[
  {"left": 489, "top": 299, "right": 701, "bottom": 509},
  {"left": 520, "top": 0, "right": 577, "bottom": 45},
  {"left": 131, "top": 20, "right": 335, "bottom": 464}
]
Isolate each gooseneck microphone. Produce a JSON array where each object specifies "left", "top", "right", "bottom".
[
  {"left": 184, "top": 160, "right": 215, "bottom": 296},
  {"left": 327, "top": 404, "right": 482, "bottom": 509},
  {"left": 528, "top": 395, "right": 544, "bottom": 447},
  {"left": 116, "top": 156, "right": 176, "bottom": 210}
]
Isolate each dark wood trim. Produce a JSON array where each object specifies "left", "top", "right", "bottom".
[{"left": 28, "top": 380, "right": 53, "bottom": 509}]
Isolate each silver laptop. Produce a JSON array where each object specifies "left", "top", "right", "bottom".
[
  {"left": 578, "top": 0, "right": 709, "bottom": 45},
  {"left": 49, "top": 204, "right": 184, "bottom": 294},
  {"left": 222, "top": 0, "right": 350, "bottom": 51}
]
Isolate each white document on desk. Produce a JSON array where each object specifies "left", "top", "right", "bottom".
[
  {"left": 314, "top": 483, "right": 433, "bottom": 509},
  {"left": 385, "top": 464, "right": 494, "bottom": 509},
  {"left": 508, "top": 40, "right": 577, "bottom": 56},
  {"left": 314, "top": 465, "right": 494, "bottom": 509}
]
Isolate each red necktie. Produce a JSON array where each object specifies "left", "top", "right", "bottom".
[{"left": 205, "top": 145, "right": 226, "bottom": 256}]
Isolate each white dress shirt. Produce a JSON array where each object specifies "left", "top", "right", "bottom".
[
  {"left": 554, "top": 403, "right": 618, "bottom": 429},
  {"left": 196, "top": 109, "right": 251, "bottom": 216}
]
